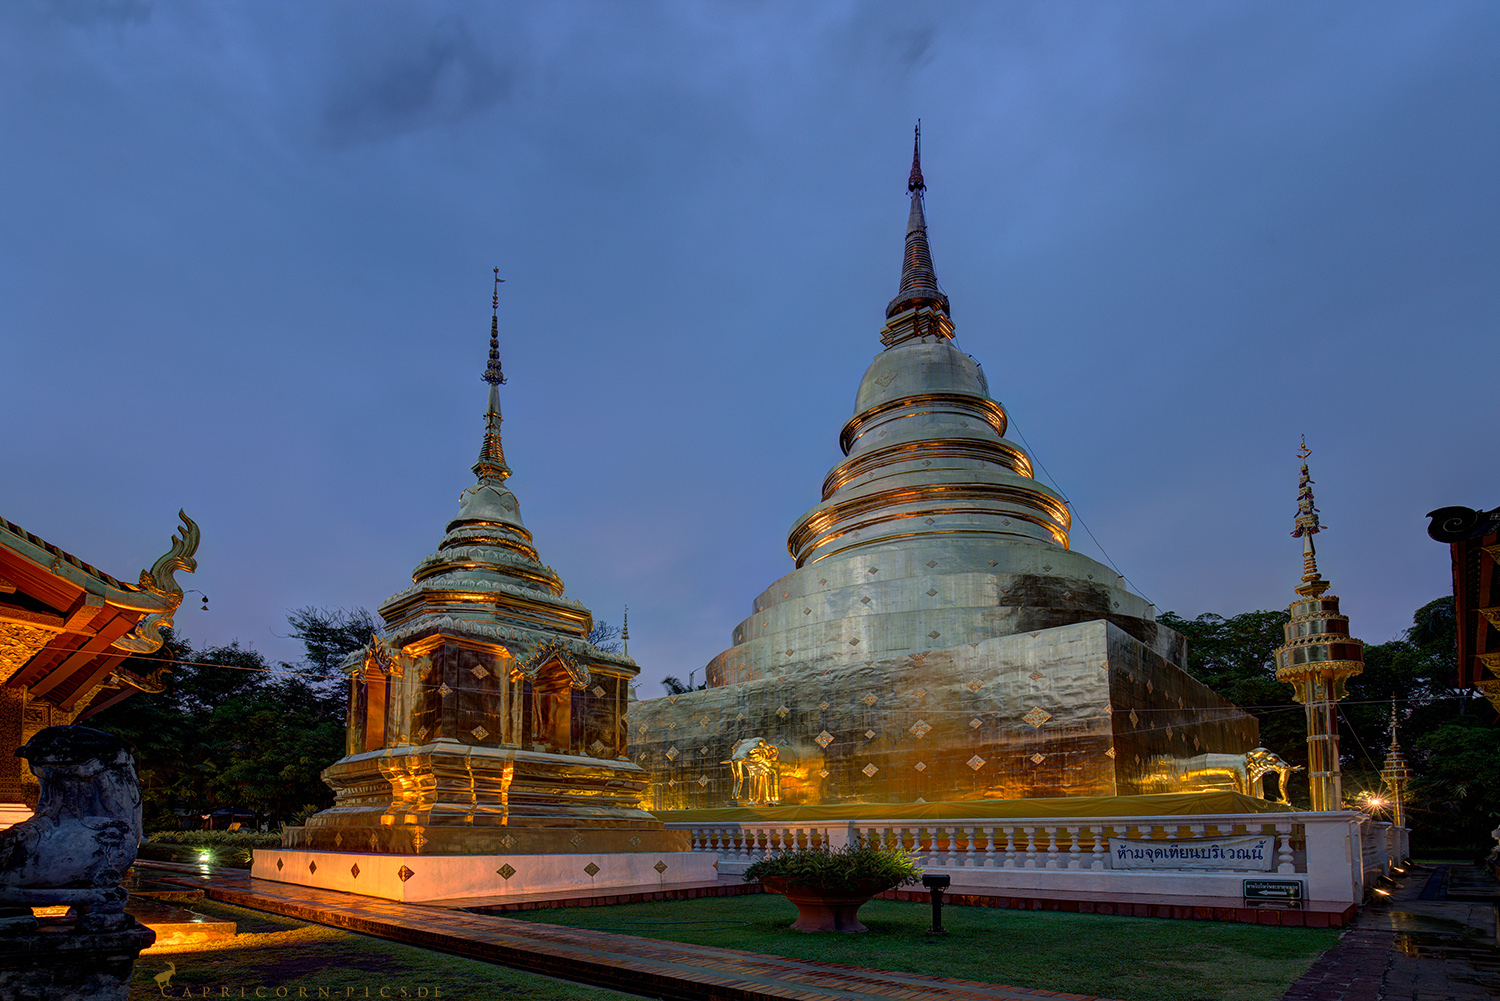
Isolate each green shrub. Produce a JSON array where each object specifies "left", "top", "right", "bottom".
[
  {"left": 147, "top": 830, "right": 283, "bottom": 848},
  {"left": 742, "top": 839, "right": 922, "bottom": 893}
]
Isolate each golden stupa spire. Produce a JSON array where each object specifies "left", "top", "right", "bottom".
[
  {"left": 1291, "top": 435, "right": 1329, "bottom": 597},
  {"left": 1381, "top": 698, "right": 1411, "bottom": 828},
  {"left": 882, "top": 122, "right": 954, "bottom": 346},
  {"left": 473, "top": 269, "right": 511, "bottom": 482}
]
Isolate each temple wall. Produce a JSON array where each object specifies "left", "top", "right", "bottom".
[{"left": 628, "top": 620, "right": 1258, "bottom": 810}]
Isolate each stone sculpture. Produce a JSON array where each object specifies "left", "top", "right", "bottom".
[
  {"left": 1145, "top": 747, "right": 1302, "bottom": 804},
  {"left": 724, "top": 738, "right": 782, "bottom": 805},
  {"left": 0, "top": 725, "right": 154, "bottom": 1000}
]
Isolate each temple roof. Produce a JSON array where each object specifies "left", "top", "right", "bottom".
[{"left": 0, "top": 511, "right": 198, "bottom": 719}]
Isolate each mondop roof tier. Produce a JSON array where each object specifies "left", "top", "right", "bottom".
[{"left": 629, "top": 132, "right": 1258, "bottom": 810}]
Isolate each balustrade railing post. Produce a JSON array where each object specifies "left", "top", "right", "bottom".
[
  {"left": 1090, "top": 824, "right": 1106, "bottom": 870},
  {"left": 1276, "top": 823, "right": 1295, "bottom": 874},
  {"left": 1004, "top": 826, "right": 1018, "bottom": 868},
  {"left": 1024, "top": 826, "right": 1039, "bottom": 869},
  {"left": 1066, "top": 825, "right": 1081, "bottom": 869}
]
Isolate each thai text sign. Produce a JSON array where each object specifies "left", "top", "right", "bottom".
[{"left": 1107, "top": 835, "right": 1274, "bottom": 871}]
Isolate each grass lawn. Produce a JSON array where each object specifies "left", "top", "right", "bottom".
[
  {"left": 132, "top": 900, "right": 643, "bottom": 1000},
  {"left": 508, "top": 894, "right": 1340, "bottom": 1001}
]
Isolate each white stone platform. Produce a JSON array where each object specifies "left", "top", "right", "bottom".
[{"left": 251, "top": 849, "right": 718, "bottom": 903}]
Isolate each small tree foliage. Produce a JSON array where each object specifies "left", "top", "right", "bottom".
[
  {"left": 92, "top": 608, "right": 369, "bottom": 828},
  {"left": 1164, "top": 596, "right": 1495, "bottom": 851}
]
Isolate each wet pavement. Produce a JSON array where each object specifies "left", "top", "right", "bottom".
[{"left": 1283, "top": 862, "right": 1499, "bottom": 1001}]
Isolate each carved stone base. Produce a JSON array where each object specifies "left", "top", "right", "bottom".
[
  {"left": 252, "top": 848, "right": 716, "bottom": 902},
  {"left": 302, "top": 741, "right": 676, "bottom": 853},
  {"left": 282, "top": 822, "right": 688, "bottom": 855},
  {"left": 0, "top": 916, "right": 155, "bottom": 1001}
]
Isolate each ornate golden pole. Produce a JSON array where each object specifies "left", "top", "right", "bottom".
[
  {"left": 1380, "top": 700, "right": 1411, "bottom": 829},
  {"left": 1274, "top": 438, "right": 1365, "bottom": 811}
]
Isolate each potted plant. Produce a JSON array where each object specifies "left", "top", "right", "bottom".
[{"left": 743, "top": 839, "right": 922, "bottom": 933}]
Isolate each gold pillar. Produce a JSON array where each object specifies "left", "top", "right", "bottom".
[{"left": 1274, "top": 440, "right": 1364, "bottom": 811}]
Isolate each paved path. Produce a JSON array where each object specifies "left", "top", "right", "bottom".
[
  {"left": 141, "top": 863, "right": 1117, "bottom": 1001},
  {"left": 1281, "top": 863, "right": 1499, "bottom": 1001}
]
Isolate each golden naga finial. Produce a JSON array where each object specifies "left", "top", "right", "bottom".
[
  {"left": 1291, "top": 436, "right": 1330, "bottom": 597},
  {"left": 114, "top": 510, "right": 200, "bottom": 653},
  {"left": 622, "top": 604, "right": 629, "bottom": 657}
]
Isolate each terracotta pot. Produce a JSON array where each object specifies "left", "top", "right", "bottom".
[{"left": 758, "top": 876, "right": 895, "bottom": 933}]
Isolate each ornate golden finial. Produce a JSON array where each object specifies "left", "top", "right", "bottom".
[
  {"left": 1292, "top": 435, "right": 1329, "bottom": 597},
  {"left": 483, "top": 268, "right": 506, "bottom": 387},
  {"left": 622, "top": 605, "right": 629, "bottom": 657},
  {"left": 908, "top": 120, "right": 924, "bottom": 192},
  {"left": 884, "top": 121, "right": 951, "bottom": 333},
  {"left": 473, "top": 271, "right": 511, "bottom": 482}
]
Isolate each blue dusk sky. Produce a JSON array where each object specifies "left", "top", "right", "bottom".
[{"left": 1, "top": 2, "right": 1494, "bottom": 697}]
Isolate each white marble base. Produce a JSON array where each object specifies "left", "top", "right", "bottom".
[{"left": 251, "top": 849, "right": 719, "bottom": 903}]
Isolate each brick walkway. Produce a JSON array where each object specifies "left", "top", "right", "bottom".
[
  {"left": 1281, "top": 863, "right": 1500, "bottom": 1001},
  {"left": 141, "top": 863, "right": 1118, "bottom": 1001}
]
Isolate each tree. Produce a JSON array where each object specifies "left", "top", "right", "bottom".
[
  {"left": 662, "top": 675, "right": 705, "bottom": 694},
  {"left": 92, "top": 607, "right": 372, "bottom": 828},
  {"left": 1411, "top": 717, "right": 1500, "bottom": 852},
  {"left": 1158, "top": 609, "right": 1305, "bottom": 766},
  {"left": 588, "top": 620, "right": 622, "bottom": 653},
  {"left": 286, "top": 605, "right": 379, "bottom": 679},
  {"left": 1164, "top": 597, "right": 1499, "bottom": 850},
  {"left": 1341, "top": 597, "right": 1463, "bottom": 777}
]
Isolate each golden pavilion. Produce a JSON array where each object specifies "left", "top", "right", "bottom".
[{"left": 628, "top": 129, "right": 1260, "bottom": 809}]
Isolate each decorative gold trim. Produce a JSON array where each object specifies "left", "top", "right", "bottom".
[
  {"left": 822, "top": 437, "right": 1034, "bottom": 497},
  {"left": 789, "top": 482, "right": 1071, "bottom": 565},
  {"left": 839, "top": 393, "right": 1009, "bottom": 453}
]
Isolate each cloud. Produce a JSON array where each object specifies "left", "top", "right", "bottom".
[
  {"left": 320, "top": 16, "right": 511, "bottom": 147},
  {"left": 892, "top": 23, "right": 935, "bottom": 71}
]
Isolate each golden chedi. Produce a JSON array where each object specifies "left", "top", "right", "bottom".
[
  {"left": 629, "top": 129, "right": 1259, "bottom": 810},
  {"left": 261, "top": 276, "right": 696, "bottom": 903}
]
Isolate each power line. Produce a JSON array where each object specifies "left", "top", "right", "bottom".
[{"left": 1005, "top": 415, "right": 1157, "bottom": 608}]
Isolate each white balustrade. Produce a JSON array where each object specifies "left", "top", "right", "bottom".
[{"left": 667, "top": 810, "right": 1394, "bottom": 906}]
